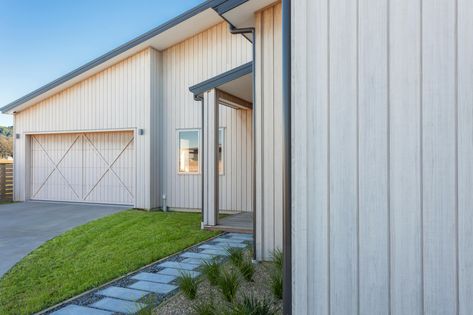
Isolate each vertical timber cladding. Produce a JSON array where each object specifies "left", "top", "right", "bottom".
[
  {"left": 255, "top": 3, "right": 283, "bottom": 260},
  {"left": 30, "top": 131, "right": 135, "bottom": 205},
  {"left": 291, "top": 0, "right": 473, "bottom": 314}
]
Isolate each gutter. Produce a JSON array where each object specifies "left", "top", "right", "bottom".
[
  {"left": 228, "top": 25, "right": 257, "bottom": 261},
  {"left": 282, "top": 0, "right": 292, "bottom": 313}
]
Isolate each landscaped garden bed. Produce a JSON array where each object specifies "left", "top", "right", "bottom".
[
  {"left": 0, "top": 210, "right": 218, "bottom": 315},
  {"left": 156, "top": 248, "right": 283, "bottom": 315}
]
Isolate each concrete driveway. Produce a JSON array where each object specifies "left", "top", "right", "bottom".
[{"left": 0, "top": 201, "right": 128, "bottom": 277}]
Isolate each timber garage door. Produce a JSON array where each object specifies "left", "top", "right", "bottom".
[{"left": 30, "top": 131, "right": 134, "bottom": 205}]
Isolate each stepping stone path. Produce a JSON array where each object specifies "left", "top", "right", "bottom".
[{"left": 48, "top": 232, "right": 252, "bottom": 315}]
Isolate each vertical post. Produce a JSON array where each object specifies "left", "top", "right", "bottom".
[
  {"left": 282, "top": 0, "right": 292, "bottom": 314},
  {"left": 203, "top": 89, "right": 218, "bottom": 226}
]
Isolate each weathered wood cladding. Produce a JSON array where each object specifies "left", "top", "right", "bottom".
[
  {"left": 255, "top": 3, "right": 283, "bottom": 260},
  {"left": 160, "top": 22, "right": 253, "bottom": 211},
  {"left": 292, "top": 0, "right": 473, "bottom": 313}
]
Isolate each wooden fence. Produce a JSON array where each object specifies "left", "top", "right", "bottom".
[{"left": 0, "top": 161, "right": 13, "bottom": 201}]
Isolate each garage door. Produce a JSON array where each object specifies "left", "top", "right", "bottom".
[{"left": 30, "top": 131, "right": 134, "bottom": 205}]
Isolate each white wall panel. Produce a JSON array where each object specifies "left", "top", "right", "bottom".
[
  {"left": 160, "top": 22, "right": 252, "bottom": 211},
  {"left": 255, "top": 3, "right": 283, "bottom": 260},
  {"left": 14, "top": 50, "right": 151, "bottom": 208},
  {"left": 292, "top": 0, "right": 471, "bottom": 313}
]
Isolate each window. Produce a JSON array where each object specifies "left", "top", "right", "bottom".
[
  {"left": 178, "top": 130, "right": 200, "bottom": 174},
  {"left": 218, "top": 128, "right": 224, "bottom": 175}
]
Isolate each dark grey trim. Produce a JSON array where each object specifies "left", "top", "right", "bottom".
[
  {"left": 213, "top": 0, "right": 249, "bottom": 14},
  {"left": 228, "top": 25, "right": 256, "bottom": 261},
  {"left": 282, "top": 0, "right": 292, "bottom": 314},
  {"left": 1, "top": 0, "right": 228, "bottom": 113},
  {"left": 196, "top": 94, "right": 205, "bottom": 224},
  {"left": 189, "top": 62, "right": 252, "bottom": 97}
]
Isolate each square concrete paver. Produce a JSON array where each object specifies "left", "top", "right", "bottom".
[
  {"left": 200, "top": 249, "right": 230, "bottom": 256},
  {"left": 213, "top": 237, "right": 245, "bottom": 244},
  {"left": 50, "top": 305, "right": 113, "bottom": 315},
  {"left": 157, "top": 261, "right": 198, "bottom": 271},
  {"left": 96, "top": 286, "right": 149, "bottom": 301},
  {"left": 91, "top": 297, "right": 146, "bottom": 314},
  {"left": 131, "top": 272, "right": 176, "bottom": 283},
  {"left": 214, "top": 241, "right": 247, "bottom": 248},
  {"left": 157, "top": 268, "right": 200, "bottom": 278},
  {"left": 129, "top": 281, "right": 177, "bottom": 294},
  {"left": 181, "top": 258, "right": 206, "bottom": 265},
  {"left": 180, "top": 251, "right": 213, "bottom": 260}
]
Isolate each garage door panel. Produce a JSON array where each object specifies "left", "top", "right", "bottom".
[{"left": 30, "top": 131, "right": 135, "bottom": 205}]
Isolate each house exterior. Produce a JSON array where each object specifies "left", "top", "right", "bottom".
[{"left": 2, "top": 0, "right": 472, "bottom": 314}]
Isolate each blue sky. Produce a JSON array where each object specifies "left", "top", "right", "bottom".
[{"left": 0, "top": 0, "right": 203, "bottom": 126}]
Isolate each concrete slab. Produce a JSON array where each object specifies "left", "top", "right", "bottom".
[
  {"left": 200, "top": 249, "right": 230, "bottom": 256},
  {"left": 181, "top": 258, "right": 207, "bottom": 265},
  {"left": 158, "top": 268, "right": 200, "bottom": 278},
  {"left": 91, "top": 297, "right": 146, "bottom": 314},
  {"left": 50, "top": 305, "right": 113, "bottom": 315},
  {"left": 96, "top": 286, "right": 149, "bottom": 301},
  {"left": 129, "top": 281, "right": 178, "bottom": 294},
  {"left": 157, "top": 261, "right": 198, "bottom": 270},
  {"left": 213, "top": 241, "right": 247, "bottom": 248},
  {"left": 213, "top": 237, "right": 245, "bottom": 244},
  {"left": 131, "top": 272, "right": 176, "bottom": 283},
  {"left": 180, "top": 251, "right": 213, "bottom": 260},
  {"left": 0, "top": 201, "right": 127, "bottom": 276}
]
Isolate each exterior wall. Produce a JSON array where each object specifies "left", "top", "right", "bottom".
[
  {"left": 150, "top": 48, "right": 163, "bottom": 208},
  {"left": 292, "top": 0, "right": 473, "bottom": 314},
  {"left": 160, "top": 22, "right": 252, "bottom": 210},
  {"left": 255, "top": 3, "right": 283, "bottom": 260},
  {"left": 218, "top": 105, "right": 253, "bottom": 213},
  {"left": 14, "top": 49, "right": 153, "bottom": 209}
]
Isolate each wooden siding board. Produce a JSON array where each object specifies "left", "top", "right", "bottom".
[
  {"left": 291, "top": 0, "right": 309, "bottom": 311},
  {"left": 329, "top": 0, "right": 359, "bottom": 313},
  {"left": 255, "top": 3, "right": 283, "bottom": 260},
  {"left": 458, "top": 0, "right": 473, "bottom": 313},
  {"left": 389, "top": 0, "right": 423, "bottom": 313},
  {"left": 358, "top": 0, "right": 390, "bottom": 313},
  {"left": 422, "top": 0, "right": 458, "bottom": 314}
]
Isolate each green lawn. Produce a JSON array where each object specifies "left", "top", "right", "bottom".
[{"left": 0, "top": 210, "right": 219, "bottom": 315}]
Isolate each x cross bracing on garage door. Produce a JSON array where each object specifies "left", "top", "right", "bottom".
[{"left": 30, "top": 132, "right": 135, "bottom": 205}]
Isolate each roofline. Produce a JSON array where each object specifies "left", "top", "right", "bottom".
[
  {"left": 1, "top": 0, "right": 227, "bottom": 113},
  {"left": 213, "top": 0, "right": 249, "bottom": 14},
  {"left": 189, "top": 61, "right": 252, "bottom": 97}
]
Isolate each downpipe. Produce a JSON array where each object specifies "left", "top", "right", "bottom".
[
  {"left": 228, "top": 25, "right": 257, "bottom": 261},
  {"left": 195, "top": 94, "right": 205, "bottom": 228}
]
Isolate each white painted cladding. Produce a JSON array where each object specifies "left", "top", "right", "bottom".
[
  {"left": 292, "top": 0, "right": 473, "bottom": 314},
  {"left": 14, "top": 49, "right": 153, "bottom": 208},
  {"left": 30, "top": 132, "right": 135, "bottom": 205},
  {"left": 159, "top": 22, "right": 252, "bottom": 211},
  {"left": 255, "top": 3, "right": 283, "bottom": 260}
]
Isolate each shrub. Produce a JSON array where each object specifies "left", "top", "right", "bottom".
[
  {"left": 192, "top": 300, "right": 218, "bottom": 315},
  {"left": 238, "top": 259, "right": 255, "bottom": 282},
  {"left": 230, "top": 294, "right": 276, "bottom": 315},
  {"left": 227, "top": 247, "right": 245, "bottom": 268},
  {"left": 177, "top": 271, "right": 200, "bottom": 300},
  {"left": 218, "top": 270, "right": 241, "bottom": 302},
  {"left": 270, "top": 249, "right": 283, "bottom": 271},
  {"left": 201, "top": 258, "right": 221, "bottom": 286},
  {"left": 269, "top": 269, "right": 283, "bottom": 300}
]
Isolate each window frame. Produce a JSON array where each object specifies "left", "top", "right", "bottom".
[{"left": 177, "top": 128, "right": 201, "bottom": 175}]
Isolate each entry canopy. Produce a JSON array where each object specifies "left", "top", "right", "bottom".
[{"left": 189, "top": 62, "right": 252, "bottom": 106}]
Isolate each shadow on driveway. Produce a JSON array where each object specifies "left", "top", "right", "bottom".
[{"left": 0, "top": 201, "right": 128, "bottom": 277}]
